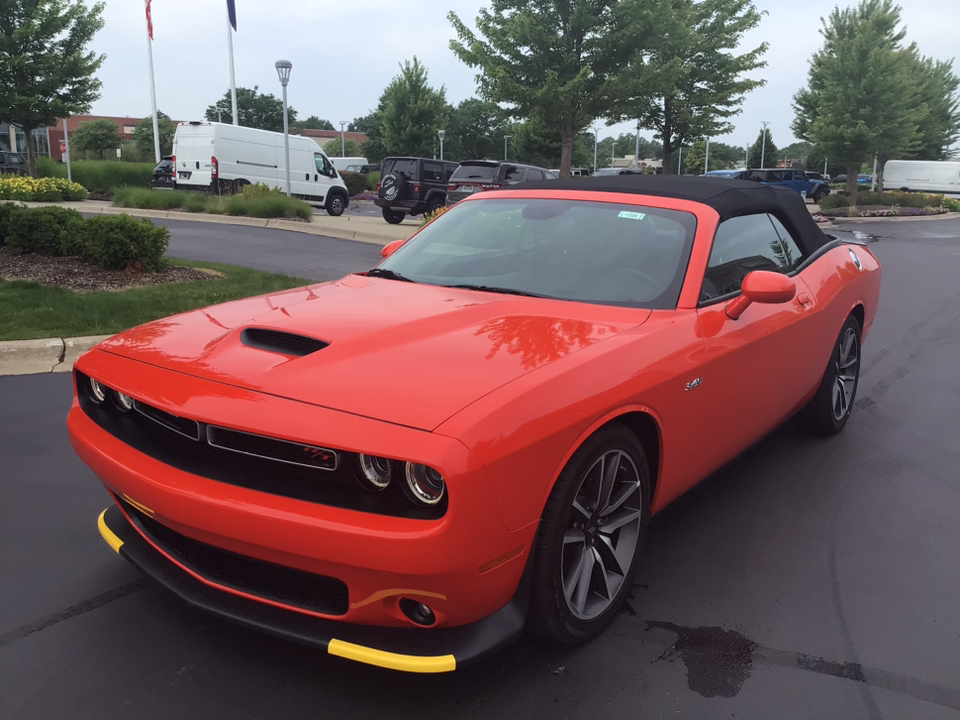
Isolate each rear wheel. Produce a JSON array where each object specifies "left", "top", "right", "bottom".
[
  {"left": 425, "top": 198, "right": 444, "bottom": 215},
  {"left": 382, "top": 207, "right": 405, "bottom": 224},
  {"left": 529, "top": 424, "right": 650, "bottom": 644},
  {"left": 794, "top": 315, "right": 861, "bottom": 434}
]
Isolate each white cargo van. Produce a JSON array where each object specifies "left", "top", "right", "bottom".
[
  {"left": 172, "top": 122, "right": 350, "bottom": 216},
  {"left": 330, "top": 156, "right": 368, "bottom": 173},
  {"left": 883, "top": 160, "right": 960, "bottom": 194}
]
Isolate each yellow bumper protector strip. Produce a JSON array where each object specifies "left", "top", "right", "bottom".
[
  {"left": 98, "top": 508, "right": 124, "bottom": 554},
  {"left": 327, "top": 639, "right": 456, "bottom": 673}
]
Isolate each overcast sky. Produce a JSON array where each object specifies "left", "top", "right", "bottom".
[{"left": 89, "top": 0, "right": 956, "bottom": 151}]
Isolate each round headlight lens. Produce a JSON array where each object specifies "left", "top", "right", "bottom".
[
  {"left": 358, "top": 454, "right": 392, "bottom": 490},
  {"left": 88, "top": 377, "right": 106, "bottom": 404},
  {"left": 404, "top": 463, "right": 445, "bottom": 506},
  {"left": 114, "top": 392, "right": 135, "bottom": 412}
]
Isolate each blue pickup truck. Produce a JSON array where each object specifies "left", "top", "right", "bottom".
[{"left": 705, "top": 168, "right": 830, "bottom": 203}]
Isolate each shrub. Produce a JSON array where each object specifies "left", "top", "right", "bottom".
[
  {"left": 80, "top": 214, "right": 169, "bottom": 272},
  {"left": 0, "top": 202, "right": 25, "bottom": 246},
  {"left": 112, "top": 187, "right": 189, "bottom": 210},
  {"left": 241, "top": 182, "right": 284, "bottom": 198},
  {"left": 340, "top": 171, "right": 368, "bottom": 196},
  {"left": 37, "top": 159, "right": 154, "bottom": 194},
  {"left": 365, "top": 171, "right": 381, "bottom": 191},
  {"left": 420, "top": 204, "right": 450, "bottom": 226},
  {"left": 0, "top": 175, "right": 88, "bottom": 201},
  {"left": 820, "top": 194, "right": 850, "bottom": 209},
  {"left": 943, "top": 197, "right": 960, "bottom": 212},
  {"left": 6, "top": 206, "right": 85, "bottom": 255}
]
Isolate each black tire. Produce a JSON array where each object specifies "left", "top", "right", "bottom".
[
  {"left": 382, "top": 207, "right": 405, "bottom": 224},
  {"left": 379, "top": 173, "right": 407, "bottom": 203},
  {"left": 232, "top": 179, "right": 250, "bottom": 195},
  {"left": 812, "top": 189, "right": 824, "bottom": 204},
  {"left": 425, "top": 197, "right": 445, "bottom": 215},
  {"left": 794, "top": 315, "right": 861, "bottom": 435},
  {"left": 529, "top": 424, "right": 651, "bottom": 644},
  {"left": 326, "top": 191, "right": 347, "bottom": 217}
]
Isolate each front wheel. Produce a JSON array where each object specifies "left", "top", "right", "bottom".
[
  {"left": 794, "top": 315, "right": 861, "bottom": 434},
  {"left": 326, "top": 192, "right": 347, "bottom": 217},
  {"left": 529, "top": 424, "right": 651, "bottom": 644},
  {"left": 382, "top": 207, "right": 405, "bottom": 224}
]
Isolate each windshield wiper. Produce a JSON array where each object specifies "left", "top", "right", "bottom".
[
  {"left": 446, "top": 284, "right": 547, "bottom": 298},
  {"left": 367, "top": 268, "right": 416, "bottom": 283}
]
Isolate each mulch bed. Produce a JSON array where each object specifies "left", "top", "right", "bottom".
[
  {"left": 819, "top": 205, "right": 948, "bottom": 218},
  {"left": 0, "top": 248, "right": 219, "bottom": 293}
]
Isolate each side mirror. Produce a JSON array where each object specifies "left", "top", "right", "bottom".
[
  {"left": 381, "top": 239, "right": 406, "bottom": 259},
  {"left": 725, "top": 271, "right": 796, "bottom": 320}
]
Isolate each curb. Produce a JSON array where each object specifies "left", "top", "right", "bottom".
[
  {"left": 0, "top": 335, "right": 111, "bottom": 378},
  {"left": 13, "top": 200, "right": 419, "bottom": 246},
  {"left": 823, "top": 211, "right": 960, "bottom": 224}
]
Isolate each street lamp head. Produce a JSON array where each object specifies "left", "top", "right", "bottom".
[
  {"left": 275, "top": 59, "right": 292, "bottom": 86},
  {"left": 438, "top": 130, "right": 445, "bottom": 141}
]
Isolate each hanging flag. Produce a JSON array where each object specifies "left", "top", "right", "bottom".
[
  {"left": 145, "top": 0, "right": 153, "bottom": 40},
  {"left": 226, "top": 0, "right": 237, "bottom": 31}
]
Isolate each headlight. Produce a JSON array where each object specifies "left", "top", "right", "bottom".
[
  {"left": 358, "top": 453, "right": 392, "bottom": 490},
  {"left": 114, "top": 392, "right": 135, "bottom": 412},
  {"left": 88, "top": 377, "right": 106, "bottom": 404},
  {"left": 404, "top": 463, "right": 445, "bottom": 506}
]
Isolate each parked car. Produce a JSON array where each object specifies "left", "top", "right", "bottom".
[
  {"left": 172, "top": 121, "right": 349, "bottom": 216},
  {"left": 883, "top": 160, "right": 960, "bottom": 193},
  {"left": 330, "top": 156, "right": 369, "bottom": 174},
  {"left": 549, "top": 167, "right": 591, "bottom": 177},
  {"left": 833, "top": 174, "right": 874, "bottom": 186},
  {"left": 344, "top": 164, "right": 380, "bottom": 174},
  {"left": 593, "top": 167, "right": 639, "bottom": 177},
  {"left": 742, "top": 168, "right": 830, "bottom": 203},
  {"left": 72, "top": 175, "right": 880, "bottom": 673},
  {"left": 152, "top": 156, "right": 175, "bottom": 188},
  {"left": 704, "top": 169, "right": 748, "bottom": 180},
  {"left": 805, "top": 171, "right": 830, "bottom": 184},
  {"left": 375, "top": 157, "right": 459, "bottom": 223},
  {"left": 0, "top": 151, "right": 27, "bottom": 175},
  {"left": 446, "top": 161, "right": 557, "bottom": 204}
]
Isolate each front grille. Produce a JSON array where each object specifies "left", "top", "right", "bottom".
[
  {"left": 75, "top": 370, "right": 446, "bottom": 519},
  {"left": 119, "top": 496, "right": 349, "bottom": 616},
  {"left": 240, "top": 328, "right": 328, "bottom": 357}
]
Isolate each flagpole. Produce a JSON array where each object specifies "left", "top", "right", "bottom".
[
  {"left": 227, "top": 5, "right": 238, "bottom": 125},
  {"left": 144, "top": 0, "right": 161, "bottom": 162}
]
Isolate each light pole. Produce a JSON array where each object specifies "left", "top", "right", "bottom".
[
  {"left": 635, "top": 122, "right": 641, "bottom": 170},
  {"left": 678, "top": 145, "right": 682, "bottom": 174},
  {"left": 504, "top": 134, "right": 511, "bottom": 161},
  {"left": 611, "top": 142, "right": 616, "bottom": 168},
  {"left": 593, "top": 127, "right": 599, "bottom": 173},
  {"left": 438, "top": 129, "right": 445, "bottom": 161},
  {"left": 340, "top": 121, "right": 346, "bottom": 157},
  {"left": 760, "top": 121, "right": 770, "bottom": 169},
  {"left": 704, "top": 137, "right": 710, "bottom": 174},
  {"left": 275, "top": 59, "right": 293, "bottom": 197}
]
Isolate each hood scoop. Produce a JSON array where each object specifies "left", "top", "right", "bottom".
[{"left": 240, "top": 327, "right": 329, "bottom": 357}]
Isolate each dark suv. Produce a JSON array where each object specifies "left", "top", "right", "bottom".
[
  {"left": 446, "top": 161, "right": 557, "bottom": 204},
  {"left": 152, "top": 156, "right": 175, "bottom": 188},
  {"left": 375, "top": 157, "right": 459, "bottom": 224}
]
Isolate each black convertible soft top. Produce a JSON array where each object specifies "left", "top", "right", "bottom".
[{"left": 512, "top": 174, "right": 832, "bottom": 256}]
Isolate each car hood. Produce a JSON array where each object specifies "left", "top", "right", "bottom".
[{"left": 97, "top": 276, "right": 650, "bottom": 430}]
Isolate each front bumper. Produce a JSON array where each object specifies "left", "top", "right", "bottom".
[{"left": 98, "top": 503, "right": 529, "bottom": 672}]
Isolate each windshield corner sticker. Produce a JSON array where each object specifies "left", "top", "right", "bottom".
[{"left": 618, "top": 211, "right": 646, "bottom": 220}]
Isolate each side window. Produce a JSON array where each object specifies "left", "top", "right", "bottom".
[
  {"left": 315, "top": 153, "right": 330, "bottom": 174},
  {"left": 423, "top": 162, "right": 443, "bottom": 183},
  {"left": 527, "top": 169, "right": 545, "bottom": 180},
  {"left": 765, "top": 170, "right": 783, "bottom": 182},
  {"left": 768, "top": 215, "right": 804, "bottom": 272},
  {"left": 794, "top": 171, "right": 807, "bottom": 182},
  {"left": 444, "top": 164, "right": 457, "bottom": 182},
  {"left": 747, "top": 170, "right": 765, "bottom": 182},
  {"left": 504, "top": 166, "right": 525, "bottom": 182},
  {"left": 701, "top": 214, "right": 797, "bottom": 301}
]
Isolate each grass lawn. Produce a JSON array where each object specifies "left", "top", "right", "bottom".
[{"left": 0, "top": 258, "right": 312, "bottom": 341}]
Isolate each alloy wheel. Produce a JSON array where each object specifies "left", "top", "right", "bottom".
[{"left": 832, "top": 327, "right": 859, "bottom": 420}]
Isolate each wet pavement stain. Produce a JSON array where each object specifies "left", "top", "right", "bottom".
[{"left": 647, "top": 621, "right": 757, "bottom": 698}]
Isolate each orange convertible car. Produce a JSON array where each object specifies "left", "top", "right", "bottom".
[{"left": 69, "top": 176, "right": 880, "bottom": 673}]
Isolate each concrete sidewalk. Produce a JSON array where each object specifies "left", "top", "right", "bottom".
[
  {"left": 0, "top": 335, "right": 111, "bottom": 377},
  {"left": 16, "top": 199, "right": 419, "bottom": 246}
]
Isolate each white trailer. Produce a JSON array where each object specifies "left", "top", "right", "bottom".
[
  {"left": 882, "top": 160, "right": 960, "bottom": 194},
  {"left": 172, "top": 122, "right": 350, "bottom": 216}
]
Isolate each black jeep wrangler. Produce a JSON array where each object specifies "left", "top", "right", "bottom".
[{"left": 375, "top": 157, "right": 459, "bottom": 224}]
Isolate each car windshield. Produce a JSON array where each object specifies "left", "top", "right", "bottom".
[{"left": 374, "top": 197, "right": 697, "bottom": 309}]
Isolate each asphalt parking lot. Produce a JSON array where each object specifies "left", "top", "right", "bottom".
[{"left": 1, "top": 218, "right": 958, "bottom": 719}]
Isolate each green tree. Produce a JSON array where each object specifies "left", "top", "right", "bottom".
[
  {"left": 322, "top": 138, "right": 363, "bottom": 158},
  {"left": 610, "top": 0, "right": 767, "bottom": 174},
  {"left": 348, "top": 114, "right": 374, "bottom": 133},
  {"left": 444, "top": 98, "right": 508, "bottom": 162},
  {"left": 449, "top": 1, "right": 628, "bottom": 177},
  {"left": 748, "top": 127, "right": 778, "bottom": 169},
  {"left": 907, "top": 53, "right": 960, "bottom": 161},
  {"left": 133, "top": 112, "right": 176, "bottom": 158},
  {"left": 296, "top": 116, "right": 335, "bottom": 131},
  {"left": 0, "top": 0, "right": 106, "bottom": 176},
  {"left": 684, "top": 139, "right": 728, "bottom": 173},
  {"left": 204, "top": 86, "right": 297, "bottom": 132},
  {"left": 71, "top": 118, "right": 120, "bottom": 159},
  {"left": 792, "top": 0, "right": 918, "bottom": 201},
  {"left": 708, "top": 140, "right": 747, "bottom": 168},
  {"left": 378, "top": 57, "right": 449, "bottom": 157}
]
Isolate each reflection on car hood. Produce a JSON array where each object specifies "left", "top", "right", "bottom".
[{"left": 97, "top": 276, "right": 650, "bottom": 430}]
